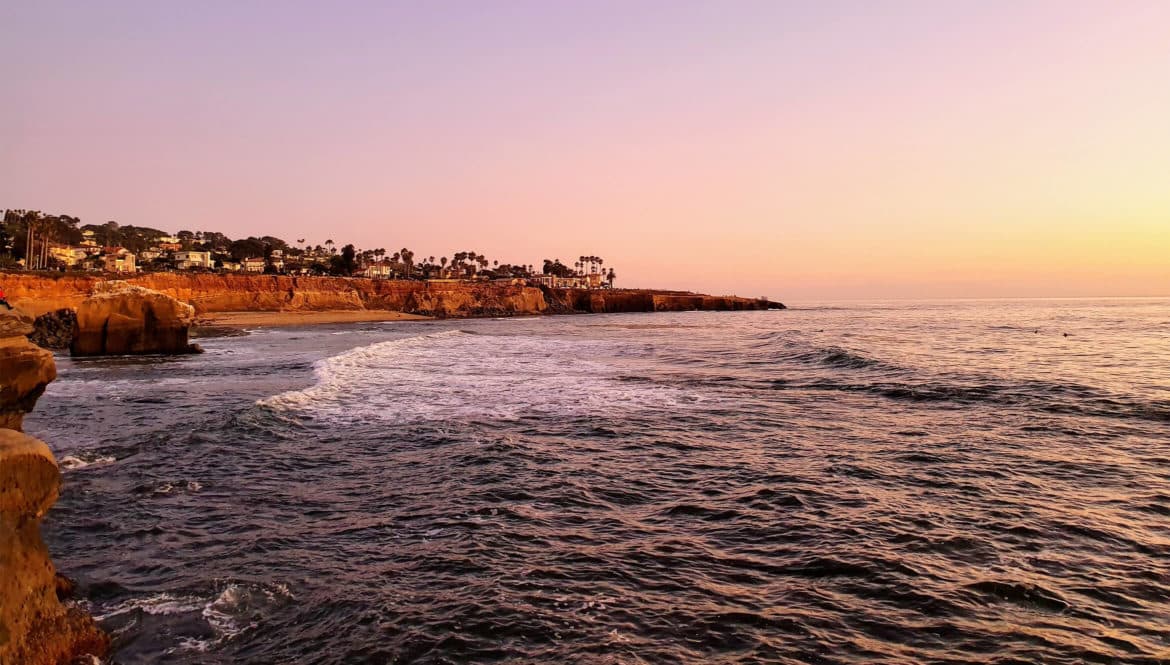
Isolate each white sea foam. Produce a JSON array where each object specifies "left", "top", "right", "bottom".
[
  {"left": 100, "top": 582, "right": 294, "bottom": 653},
  {"left": 59, "top": 454, "right": 117, "bottom": 470},
  {"left": 94, "top": 592, "right": 205, "bottom": 620},
  {"left": 258, "top": 330, "right": 705, "bottom": 424}
]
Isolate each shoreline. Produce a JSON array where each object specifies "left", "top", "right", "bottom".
[{"left": 197, "top": 310, "right": 432, "bottom": 328}]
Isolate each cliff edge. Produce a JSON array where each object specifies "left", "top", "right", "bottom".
[{"left": 0, "top": 308, "right": 109, "bottom": 663}]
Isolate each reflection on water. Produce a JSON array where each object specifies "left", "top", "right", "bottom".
[{"left": 29, "top": 299, "right": 1170, "bottom": 663}]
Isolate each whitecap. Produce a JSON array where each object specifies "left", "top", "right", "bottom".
[
  {"left": 257, "top": 330, "right": 709, "bottom": 424},
  {"left": 94, "top": 593, "right": 205, "bottom": 621}
]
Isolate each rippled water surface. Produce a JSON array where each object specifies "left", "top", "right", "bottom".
[{"left": 29, "top": 299, "right": 1170, "bottom": 664}]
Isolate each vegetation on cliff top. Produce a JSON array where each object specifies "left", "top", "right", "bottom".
[{"left": 1, "top": 209, "right": 616, "bottom": 285}]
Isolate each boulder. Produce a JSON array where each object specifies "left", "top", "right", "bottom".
[{"left": 71, "top": 281, "right": 199, "bottom": 356}]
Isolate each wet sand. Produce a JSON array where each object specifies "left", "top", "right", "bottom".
[{"left": 199, "top": 310, "right": 431, "bottom": 328}]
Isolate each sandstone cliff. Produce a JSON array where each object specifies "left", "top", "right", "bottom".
[
  {"left": 0, "top": 308, "right": 109, "bottom": 664},
  {"left": 3, "top": 271, "right": 784, "bottom": 320},
  {"left": 71, "top": 282, "right": 199, "bottom": 356}
]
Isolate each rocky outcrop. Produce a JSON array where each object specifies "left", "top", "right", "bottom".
[
  {"left": 28, "top": 309, "right": 78, "bottom": 351},
  {"left": 543, "top": 288, "right": 784, "bottom": 314},
  {"left": 0, "top": 308, "right": 109, "bottom": 664},
  {"left": 72, "top": 281, "right": 200, "bottom": 356},
  {"left": 0, "top": 311, "right": 56, "bottom": 431}
]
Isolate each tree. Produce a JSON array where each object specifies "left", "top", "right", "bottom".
[
  {"left": 542, "top": 258, "right": 573, "bottom": 278},
  {"left": 339, "top": 243, "right": 357, "bottom": 274},
  {"left": 607, "top": 268, "right": 616, "bottom": 288},
  {"left": 229, "top": 237, "right": 267, "bottom": 262}
]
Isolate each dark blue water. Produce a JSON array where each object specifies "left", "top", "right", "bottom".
[{"left": 28, "top": 299, "right": 1170, "bottom": 663}]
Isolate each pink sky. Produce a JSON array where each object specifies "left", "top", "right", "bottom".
[{"left": 2, "top": 1, "right": 1168, "bottom": 300}]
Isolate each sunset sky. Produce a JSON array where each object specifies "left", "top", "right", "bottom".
[{"left": 2, "top": 1, "right": 1168, "bottom": 300}]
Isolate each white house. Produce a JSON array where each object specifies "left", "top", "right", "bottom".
[{"left": 174, "top": 250, "right": 213, "bottom": 270}]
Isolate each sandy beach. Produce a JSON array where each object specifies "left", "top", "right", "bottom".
[{"left": 199, "top": 310, "right": 431, "bottom": 328}]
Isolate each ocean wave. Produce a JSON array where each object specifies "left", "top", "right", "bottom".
[
  {"left": 796, "top": 346, "right": 883, "bottom": 370},
  {"left": 95, "top": 582, "right": 294, "bottom": 654},
  {"left": 792, "top": 378, "right": 1170, "bottom": 423},
  {"left": 257, "top": 330, "right": 709, "bottom": 424}
]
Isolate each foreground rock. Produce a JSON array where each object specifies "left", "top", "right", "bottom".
[
  {"left": 72, "top": 281, "right": 200, "bottom": 356},
  {"left": 0, "top": 308, "right": 109, "bottom": 663}
]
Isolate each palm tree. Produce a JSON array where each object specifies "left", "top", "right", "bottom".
[{"left": 401, "top": 248, "right": 414, "bottom": 276}]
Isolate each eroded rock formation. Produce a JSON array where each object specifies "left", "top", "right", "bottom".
[
  {"left": 71, "top": 281, "right": 200, "bottom": 356},
  {"left": 0, "top": 308, "right": 109, "bottom": 664}
]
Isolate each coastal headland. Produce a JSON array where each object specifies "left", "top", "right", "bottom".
[{"left": 2, "top": 272, "right": 785, "bottom": 323}]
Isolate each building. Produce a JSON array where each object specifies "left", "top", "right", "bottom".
[
  {"left": 364, "top": 261, "right": 393, "bottom": 279},
  {"left": 174, "top": 250, "right": 212, "bottom": 270},
  {"left": 48, "top": 245, "right": 92, "bottom": 267},
  {"left": 525, "top": 275, "right": 592, "bottom": 288},
  {"left": 242, "top": 257, "right": 266, "bottom": 272},
  {"left": 104, "top": 251, "right": 136, "bottom": 273},
  {"left": 526, "top": 275, "right": 556, "bottom": 288}
]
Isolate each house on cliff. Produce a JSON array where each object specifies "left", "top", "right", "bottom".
[
  {"left": 527, "top": 275, "right": 598, "bottom": 289},
  {"left": 102, "top": 248, "right": 136, "bottom": 273},
  {"left": 364, "top": 261, "right": 393, "bottom": 279},
  {"left": 174, "top": 250, "right": 212, "bottom": 270}
]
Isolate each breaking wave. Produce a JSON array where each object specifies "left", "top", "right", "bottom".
[{"left": 258, "top": 330, "right": 709, "bottom": 424}]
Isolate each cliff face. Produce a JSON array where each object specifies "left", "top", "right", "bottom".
[
  {"left": 3, "top": 272, "right": 783, "bottom": 319},
  {"left": 126, "top": 273, "right": 551, "bottom": 317},
  {"left": 71, "top": 282, "right": 199, "bottom": 356},
  {"left": 0, "top": 308, "right": 109, "bottom": 664},
  {"left": 0, "top": 273, "right": 102, "bottom": 317}
]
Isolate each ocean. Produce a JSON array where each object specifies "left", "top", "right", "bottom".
[{"left": 28, "top": 299, "right": 1170, "bottom": 664}]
